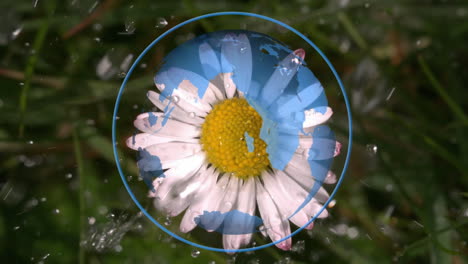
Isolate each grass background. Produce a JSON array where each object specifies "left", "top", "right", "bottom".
[{"left": 1, "top": 0, "right": 467, "bottom": 263}]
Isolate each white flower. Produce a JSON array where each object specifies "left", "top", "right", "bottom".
[{"left": 127, "top": 31, "right": 340, "bottom": 251}]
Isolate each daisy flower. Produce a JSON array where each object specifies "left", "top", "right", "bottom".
[{"left": 127, "top": 30, "right": 341, "bottom": 251}]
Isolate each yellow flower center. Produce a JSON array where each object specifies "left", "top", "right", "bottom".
[{"left": 200, "top": 98, "right": 270, "bottom": 179}]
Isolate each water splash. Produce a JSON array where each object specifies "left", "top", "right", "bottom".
[{"left": 82, "top": 212, "right": 142, "bottom": 252}]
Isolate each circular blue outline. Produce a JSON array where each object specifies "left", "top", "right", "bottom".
[{"left": 112, "top": 11, "right": 352, "bottom": 253}]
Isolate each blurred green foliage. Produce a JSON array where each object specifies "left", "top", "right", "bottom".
[{"left": 1, "top": 0, "right": 467, "bottom": 263}]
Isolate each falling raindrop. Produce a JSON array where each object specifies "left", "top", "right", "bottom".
[
  {"left": 40, "top": 197, "right": 47, "bottom": 202},
  {"left": 240, "top": 46, "right": 247, "bottom": 53},
  {"left": 127, "top": 175, "right": 133, "bottom": 182},
  {"left": 191, "top": 249, "right": 200, "bottom": 258},
  {"left": 65, "top": 173, "right": 72, "bottom": 179},
  {"left": 386, "top": 87, "right": 396, "bottom": 101},
  {"left": 364, "top": 2, "right": 370, "bottom": 8},
  {"left": 53, "top": 209, "right": 60, "bottom": 214},
  {"left": 13, "top": 226, "right": 20, "bottom": 230},
  {"left": 366, "top": 144, "right": 378, "bottom": 154},
  {"left": 28, "top": 140, "right": 34, "bottom": 144},
  {"left": 155, "top": 17, "right": 168, "bottom": 28},
  {"left": 171, "top": 95, "right": 180, "bottom": 103},
  {"left": 88, "top": 1, "right": 99, "bottom": 13}
]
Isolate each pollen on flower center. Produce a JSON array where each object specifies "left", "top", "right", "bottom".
[{"left": 200, "top": 98, "right": 270, "bottom": 179}]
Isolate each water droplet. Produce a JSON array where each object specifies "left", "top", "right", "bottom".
[
  {"left": 188, "top": 112, "right": 196, "bottom": 118},
  {"left": 164, "top": 216, "right": 172, "bottom": 226},
  {"left": 171, "top": 95, "right": 179, "bottom": 103},
  {"left": 25, "top": 42, "right": 30, "bottom": 47},
  {"left": 155, "top": 17, "right": 168, "bottom": 28},
  {"left": 366, "top": 144, "right": 378, "bottom": 154},
  {"left": 65, "top": 173, "right": 72, "bottom": 179},
  {"left": 118, "top": 72, "right": 126, "bottom": 78},
  {"left": 127, "top": 175, "right": 133, "bottom": 182},
  {"left": 88, "top": 217, "right": 96, "bottom": 225},
  {"left": 11, "top": 26, "right": 23, "bottom": 39},
  {"left": 114, "top": 245, "right": 123, "bottom": 252},
  {"left": 33, "top": 0, "right": 39, "bottom": 8},
  {"left": 364, "top": 2, "right": 370, "bottom": 8},
  {"left": 27, "top": 140, "right": 34, "bottom": 144},
  {"left": 140, "top": 63, "right": 147, "bottom": 69},
  {"left": 115, "top": 116, "right": 120, "bottom": 120},
  {"left": 385, "top": 184, "right": 393, "bottom": 192},
  {"left": 93, "top": 23, "right": 102, "bottom": 31},
  {"left": 94, "top": 37, "right": 101, "bottom": 42},
  {"left": 40, "top": 197, "right": 47, "bottom": 202},
  {"left": 13, "top": 226, "right": 20, "bottom": 230},
  {"left": 191, "top": 249, "right": 200, "bottom": 258},
  {"left": 53, "top": 209, "right": 60, "bottom": 214},
  {"left": 124, "top": 20, "right": 136, "bottom": 34},
  {"left": 240, "top": 46, "right": 247, "bottom": 53},
  {"left": 347, "top": 227, "right": 359, "bottom": 239},
  {"left": 226, "top": 83, "right": 231, "bottom": 88}
]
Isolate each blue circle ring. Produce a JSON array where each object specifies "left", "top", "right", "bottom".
[{"left": 112, "top": 11, "right": 353, "bottom": 253}]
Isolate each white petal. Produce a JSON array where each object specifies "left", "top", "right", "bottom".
[
  {"left": 285, "top": 153, "right": 336, "bottom": 186},
  {"left": 283, "top": 156, "right": 330, "bottom": 204},
  {"left": 223, "top": 73, "right": 236, "bottom": 98},
  {"left": 260, "top": 49, "right": 305, "bottom": 106},
  {"left": 143, "top": 142, "right": 201, "bottom": 163},
  {"left": 153, "top": 153, "right": 205, "bottom": 202},
  {"left": 262, "top": 170, "right": 312, "bottom": 229},
  {"left": 255, "top": 177, "right": 292, "bottom": 251},
  {"left": 134, "top": 112, "right": 200, "bottom": 138},
  {"left": 222, "top": 178, "right": 256, "bottom": 250},
  {"left": 126, "top": 133, "right": 199, "bottom": 151},
  {"left": 179, "top": 171, "right": 226, "bottom": 233},
  {"left": 295, "top": 136, "right": 341, "bottom": 160},
  {"left": 303, "top": 107, "right": 333, "bottom": 132},
  {"left": 147, "top": 90, "right": 204, "bottom": 125},
  {"left": 154, "top": 163, "right": 210, "bottom": 216},
  {"left": 203, "top": 82, "right": 225, "bottom": 105},
  {"left": 220, "top": 33, "right": 252, "bottom": 97},
  {"left": 199, "top": 42, "right": 221, "bottom": 79},
  {"left": 155, "top": 68, "right": 212, "bottom": 116}
]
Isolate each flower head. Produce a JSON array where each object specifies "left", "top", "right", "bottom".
[{"left": 127, "top": 30, "right": 340, "bottom": 251}]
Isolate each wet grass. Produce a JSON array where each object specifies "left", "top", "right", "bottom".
[{"left": 1, "top": 0, "right": 467, "bottom": 263}]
